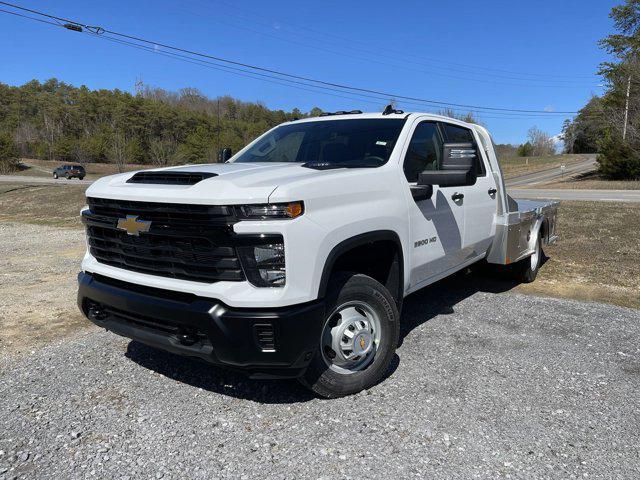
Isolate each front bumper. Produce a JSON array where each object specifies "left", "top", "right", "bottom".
[{"left": 77, "top": 272, "right": 325, "bottom": 379}]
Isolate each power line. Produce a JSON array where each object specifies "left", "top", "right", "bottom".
[
  {"left": 0, "top": 1, "right": 580, "bottom": 115},
  {"left": 196, "top": 13, "right": 598, "bottom": 89},
  {"left": 0, "top": 6, "right": 59, "bottom": 27},
  {"left": 95, "top": 33, "right": 571, "bottom": 120},
  {"left": 0, "top": 6, "right": 571, "bottom": 120},
  {"left": 205, "top": 0, "right": 598, "bottom": 82}
]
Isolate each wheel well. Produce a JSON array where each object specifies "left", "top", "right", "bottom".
[
  {"left": 539, "top": 218, "right": 549, "bottom": 244},
  {"left": 319, "top": 232, "right": 403, "bottom": 307}
]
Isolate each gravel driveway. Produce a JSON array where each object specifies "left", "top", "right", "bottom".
[{"left": 2, "top": 283, "right": 639, "bottom": 479}]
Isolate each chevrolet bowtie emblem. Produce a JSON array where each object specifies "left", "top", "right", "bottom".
[{"left": 116, "top": 215, "right": 151, "bottom": 236}]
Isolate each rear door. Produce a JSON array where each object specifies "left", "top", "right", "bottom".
[
  {"left": 402, "top": 119, "right": 466, "bottom": 288},
  {"left": 440, "top": 122, "right": 498, "bottom": 257}
]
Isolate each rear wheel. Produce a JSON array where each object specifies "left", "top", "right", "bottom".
[
  {"left": 300, "top": 273, "right": 399, "bottom": 398},
  {"left": 513, "top": 232, "right": 542, "bottom": 283},
  {"left": 79, "top": 176, "right": 85, "bottom": 180}
]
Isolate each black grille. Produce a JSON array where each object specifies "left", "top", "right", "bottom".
[
  {"left": 85, "top": 299, "right": 211, "bottom": 348},
  {"left": 87, "top": 197, "right": 234, "bottom": 224},
  {"left": 84, "top": 197, "right": 244, "bottom": 283},
  {"left": 126, "top": 171, "right": 217, "bottom": 185}
]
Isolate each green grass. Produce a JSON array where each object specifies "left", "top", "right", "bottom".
[{"left": 499, "top": 153, "right": 591, "bottom": 178}]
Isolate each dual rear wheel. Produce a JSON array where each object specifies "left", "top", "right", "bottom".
[{"left": 512, "top": 231, "right": 542, "bottom": 283}]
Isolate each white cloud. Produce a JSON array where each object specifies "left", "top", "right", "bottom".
[{"left": 551, "top": 133, "right": 564, "bottom": 153}]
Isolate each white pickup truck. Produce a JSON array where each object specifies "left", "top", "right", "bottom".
[{"left": 78, "top": 110, "right": 558, "bottom": 398}]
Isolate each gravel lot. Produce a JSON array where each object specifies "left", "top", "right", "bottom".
[{"left": 2, "top": 283, "right": 639, "bottom": 479}]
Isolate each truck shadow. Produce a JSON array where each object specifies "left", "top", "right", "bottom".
[
  {"left": 398, "top": 267, "right": 523, "bottom": 347},
  {"left": 125, "top": 340, "right": 401, "bottom": 404},
  {"left": 125, "top": 261, "right": 540, "bottom": 403},
  {"left": 125, "top": 341, "right": 318, "bottom": 404}
]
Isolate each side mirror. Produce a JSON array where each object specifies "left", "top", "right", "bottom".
[
  {"left": 418, "top": 143, "right": 477, "bottom": 188},
  {"left": 218, "top": 148, "right": 233, "bottom": 162}
]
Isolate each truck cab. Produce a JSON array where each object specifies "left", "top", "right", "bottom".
[{"left": 78, "top": 111, "right": 558, "bottom": 398}]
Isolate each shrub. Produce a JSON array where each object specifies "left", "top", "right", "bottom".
[
  {"left": 517, "top": 142, "right": 534, "bottom": 157},
  {"left": 597, "top": 136, "right": 640, "bottom": 180},
  {"left": 0, "top": 133, "right": 20, "bottom": 174}
]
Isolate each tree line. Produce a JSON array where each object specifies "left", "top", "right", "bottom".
[
  {"left": 437, "top": 108, "right": 556, "bottom": 159},
  {"left": 562, "top": 0, "right": 640, "bottom": 179},
  {"left": 0, "top": 79, "right": 321, "bottom": 172}
]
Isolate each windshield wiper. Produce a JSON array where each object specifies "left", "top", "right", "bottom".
[{"left": 301, "top": 161, "right": 381, "bottom": 170}]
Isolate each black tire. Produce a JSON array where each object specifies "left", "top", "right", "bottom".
[
  {"left": 300, "top": 272, "right": 400, "bottom": 398},
  {"left": 512, "top": 232, "right": 542, "bottom": 283},
  {"left": 79, "top": 176, "right": 85, "bottom": 180},
  {"left": 65, "top": 175, "right": 71, "bottom": 180},
  {"left": 53, "top": 172, "right": 58, "bottom": 179}
]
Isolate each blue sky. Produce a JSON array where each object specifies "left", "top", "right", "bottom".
[{"left": 0, "top": 0, "right": 619, "bottom": 144}]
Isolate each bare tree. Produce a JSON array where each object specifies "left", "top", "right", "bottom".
[
  {"left": 110, "top": 131, "right": 127, "bottom": 173},
  {"left": 13, "top": 121, "right": 41, "bottom": 158},
  {"left": 438, "top": 108, "right": 481, "bottom": 125},
  {"left": 149, "top": 135, "right": 177, "bottom": 166},
  {"left": 43, "top": 112, "right": 62, "bottom": 160},
  {"left": 527, "top": 126, "right": 556, "bottom": 156}
]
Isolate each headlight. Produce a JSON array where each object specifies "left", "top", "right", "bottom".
[
  {"left": 238, "top": 238, "right": 286, "bottom": 287},
  {"left": 237, "top": 201, "right": 304, "bottom": 220}
]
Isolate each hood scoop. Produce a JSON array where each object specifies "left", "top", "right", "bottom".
[{"left": 126, "top": 171, "right": 218, "bottom": 185}]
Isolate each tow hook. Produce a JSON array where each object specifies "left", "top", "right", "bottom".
[{"left": 87, "top": 303, "right": 107, "bottom": 321}]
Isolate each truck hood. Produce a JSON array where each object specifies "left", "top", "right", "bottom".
[{"left": 85, "top": 162, "right": 334, "bottom": 204}]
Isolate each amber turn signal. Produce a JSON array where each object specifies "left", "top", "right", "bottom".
[{"left": 285, "top": 202, "right": 304, "bottom": 218}]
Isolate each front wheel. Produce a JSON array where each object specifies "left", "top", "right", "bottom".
[
  {"left": 53, "top": 172, "right": 58, "bottom": 179},
  {"left": 300, "top": 273, "right": 400, "bottom": 398}
]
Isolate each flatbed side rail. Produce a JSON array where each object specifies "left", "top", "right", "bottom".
[{"left": 486, "top": 199, "right": 559, "bottom": 265}]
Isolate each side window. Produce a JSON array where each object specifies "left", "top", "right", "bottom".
[
  {"left": 441, "top": 123, "right": 486, "bottom": 176},
  {"left": 403, "top": 122, "right": 443, "bottom": 183}
]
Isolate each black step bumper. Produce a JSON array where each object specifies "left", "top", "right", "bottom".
[{"left": 77, "top": 272, "right": 325, "bottom": 379}]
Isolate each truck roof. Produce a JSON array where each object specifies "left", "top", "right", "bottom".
[{"left": 288, "top": 112, "right": 478, "bottom": 129}]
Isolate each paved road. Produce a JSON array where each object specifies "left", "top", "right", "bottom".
[
  {"left": 1, "top": 281, "right": 639, "bottom": 479},
  {"left": 505, "top": 155, "right": 597, "bottom": 187},
  {"left": 0, "top": 175, "right": 92, "bottom": 185},
  {"left": 2, "top": 155, "right": 638, "bottom": 203},
  {"left": 509, "top": 188, "right": 640, "bottom": 203}
]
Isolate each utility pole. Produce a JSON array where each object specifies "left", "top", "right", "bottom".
[
  {"left": 134, "top": 76, "right": 144, "bottom": 96},
  {"left": 217, "top": 97, "right": 221, "bottom": 155},
  {"left": 623, "top": 75, "right": 631, "bottom": 140}
]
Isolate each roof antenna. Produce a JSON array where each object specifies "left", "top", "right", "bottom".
[{"left": 382, "top": 104, "right": 404, "bottom": 115}]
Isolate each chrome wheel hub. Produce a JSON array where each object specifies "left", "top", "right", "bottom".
[
  {"left": 321, "top": 302, "right": 381, "bottom": 374},
  {"left": 531, "top": 237, "right": 540, "bottom": 270}
]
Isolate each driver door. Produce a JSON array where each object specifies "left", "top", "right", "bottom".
[{"left": 402, "top": 120, "right": 466, "bottom": 289}]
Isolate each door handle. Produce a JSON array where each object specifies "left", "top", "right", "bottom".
[
  {"left": 451, "top": 192, "right": 464, "bottom": 201},
  {"left": 488, "top": 188, "right": 497, "bottom": 195}
]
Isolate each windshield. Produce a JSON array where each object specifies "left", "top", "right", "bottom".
[{"left": 232, "top": 118, "right": 405, "bottom": 167}]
